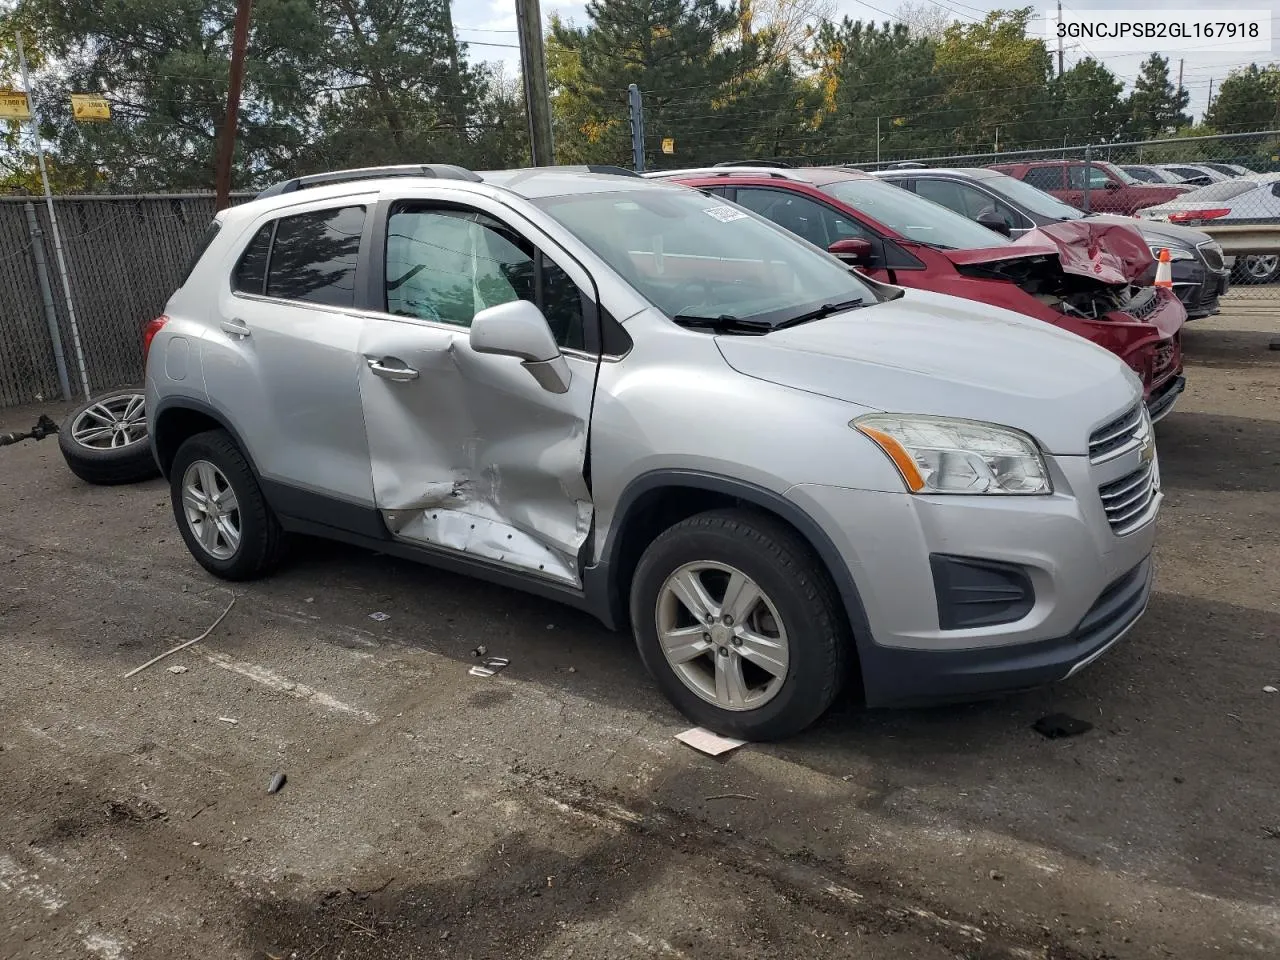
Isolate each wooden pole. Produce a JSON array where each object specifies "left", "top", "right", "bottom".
[
  {"left": 215, "top": 0, "right": 253, "bottom": 210},
  {"left": 515, "top": 0, "right": 555, "bottom": 166}
]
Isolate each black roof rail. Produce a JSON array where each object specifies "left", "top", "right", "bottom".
[
  {"left": 254, "top": 164, "right": 482, "bottom": 199},
  {"left": 714, "top": 159, "right": 793, "bottom": 168}
]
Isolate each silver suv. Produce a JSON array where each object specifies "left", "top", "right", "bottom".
[{"left": 146, "top": 164, "right": 1160, "bottom": 740}]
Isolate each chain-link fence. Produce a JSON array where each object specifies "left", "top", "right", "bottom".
[{"left": 0, "top": 193, "right": 250, "bottom": 409}]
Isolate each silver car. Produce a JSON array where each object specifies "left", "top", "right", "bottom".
[{"left": 145, "top": 165, "right": 1160, "bottom": 740}]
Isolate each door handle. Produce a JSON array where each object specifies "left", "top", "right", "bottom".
[
  {"left": 367, "top": 358, "right": 419, "bottom": 381},
  {"left": 220, "top": 318, "right": 251, "bottom": 339}
]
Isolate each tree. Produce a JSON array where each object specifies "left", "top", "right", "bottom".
[
  {"left": 1051, "top": 57, "right": 1126, "bottom": 144},
  {"left": 804, "top": 17, "right": 942, "bottom": 163},
  {"left": 1205, "top": 64, "right": 1280, "bottom": 133},
  {"left": 547, "top": 0, "right": 777, "bottom": 169},
  {"left": 933, "top": 8, "right": 1054, "bottom": 153},
  {"left": 1125, "top": 53, "right": 1191, "bottom": 139}
]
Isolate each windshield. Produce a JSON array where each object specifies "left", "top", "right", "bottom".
[
  {"left": 980, "top": 173, "right": 1085, "bottom": 220},
  {"left": 1099, "top": 162, "right": 1140, "bottom": 185},
  {"left": 821, "top": 177, "right": 1010, "bottom": 249},
  {"left": 532, "top": 187, "right": 878, "bottom": 328}
]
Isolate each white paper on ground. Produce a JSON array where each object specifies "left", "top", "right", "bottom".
[{"left": 675, "top": 727, "right": 747, "bottom": 757}]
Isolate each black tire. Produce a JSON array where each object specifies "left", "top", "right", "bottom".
[
  {"left": 630, "top": 508, "right": 851, "bottom": 741},
  {"left": 169, "top": 429, "right": 286, "bottom": 581},
  {"left": 58, "top": 389, "right": 160, "bottom": 485},
  {"left": 1231, "top": 255, "right": 1280, "bottom": 285}
]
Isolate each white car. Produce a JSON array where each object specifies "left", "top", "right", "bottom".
[{"left": 1140, "top": 173, "right": 1280, "bottom": 284}]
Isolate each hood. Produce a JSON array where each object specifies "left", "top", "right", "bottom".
[
  {"left": 1085, "top": 213, "right": 1212, "bottom": 247},
  {"left": 943, "top": 220, "right": 1154, "bottom": 285},
  {"left": 714, "top": 289, "right": 1140, "bottom": 456}
]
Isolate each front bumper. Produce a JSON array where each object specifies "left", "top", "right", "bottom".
[{"left": 787, "top": 447, "right": 1159, "bottom": 706}]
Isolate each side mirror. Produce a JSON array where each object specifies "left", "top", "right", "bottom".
[
  {"left": 828, "top": 237, "right": 873, "bottom": 263},
  {"left": 469, "top": 300, "right": 572, "bottom": 394},
  {"left": 976, "top": 210, "right": 1012, "bottom": 237}
]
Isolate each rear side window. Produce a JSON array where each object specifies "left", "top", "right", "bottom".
[
  {"left": 180, "top": 220, "right": 221, "bottom": 285},
  {"left": 264, "top": 206, "right": 366, "bottom": 307},
  {"left": 233, "top": 224, "right": 272, "bottom": 294},
  {"left": 1023, "top": 167, "right": 1063, "bottom": 191}
]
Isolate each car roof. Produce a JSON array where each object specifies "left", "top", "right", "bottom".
[
  {"left": 873, "top": 167, "right": 1002, "bottom": 180},
  {"left": 653, "top": 166, "right": 871, "bottom": 185}
]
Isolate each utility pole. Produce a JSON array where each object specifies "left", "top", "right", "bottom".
[
  {"left": 515, "top": 0, "right": 555, "bottom": 166},
  {"left": 627, "top": 84, "right": 646, "bottom": 173},
  {"left": 876, "top": 116, "right": 880, "bottom": 166},
  {"left": 1177, "top": 57, "right": 1184, "bottom": 97},
  {"left": 1207, "top": 77, "right": 1215, "bottom": 120},
  {"left": 1056, "top": 0, "right": 1064, "bottom": 77},
  {"left": 16, "top": 32, "right": 90, "bottom": 400},
  {"left": 214, "top": 0, "right": 252, "bottom": 211}
]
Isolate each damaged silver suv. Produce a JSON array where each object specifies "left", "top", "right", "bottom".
[{"left": 147, "top": 164, "right": 1160, "bottom": 740}]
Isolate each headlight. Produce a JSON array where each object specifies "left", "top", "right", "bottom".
[
  {"left": 1147, "top": 243, "right": 1193, "bottom": 261},
  {"left": 854, "top": 415, "right": 1052, "bottom": 495}
]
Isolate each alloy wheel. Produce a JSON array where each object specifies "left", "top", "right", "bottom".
[
  {"left": 70, "top": 393, "right": 147, "bottom": 449},
  {"left": 181, "top": 460, "right": 242, "bottom": 560}
]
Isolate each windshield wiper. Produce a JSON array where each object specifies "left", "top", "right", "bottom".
[
  {"left": 773, "top": 298, "right": 865, "bottom": 329},
  {"left": 671, "top": 313, "right": 773, "bottom": 334}
]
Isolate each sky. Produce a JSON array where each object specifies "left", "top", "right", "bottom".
[{"left": 453, "top": 0, "right": 1280, "bottom": 121}]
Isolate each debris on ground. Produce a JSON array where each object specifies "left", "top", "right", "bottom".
[
  {"left": 676, "top": 727, "right": 747, "bottom": 757},
  {"left": 167, "top": 665, "right": 189, "bottom": 675},
  {"left": 1264, "top": 685, "right": 1277, "bottom": 694},
  {"left": 368, "top": 611, "right": 391, "bottom": 622},
  {"left": 1032, "top": 713, "right": 1093, "bottom": 739},
  {"left": 267, "top": 772, "right": 287, "bottom": 794},
  {"left": 0, "top": 414, "right": 58, "bottom": 448},
  {"left": 567, "top": 666, "right": 577, "bottom": 673},
  {"left": 471, "top": 644, "right": 488, "bottom": 658},
  {"left": 469, "top": 656, "right": 510, "bottom": 678},
  {"left": 989, "top": 870, "right": 1005, "bottom": 881},
  {"left": 123, "top": 594, "right": 237, "bottom": 678},
  {"left": 217, "top": 717, "right": 238, "bottom": 725}
]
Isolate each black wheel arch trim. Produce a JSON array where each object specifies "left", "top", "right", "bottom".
[
  {"left": 150, "top": 395, "right": 259, "bottom": 481},
  {"left": 586, "top": 470, "right": 876, "bottom": 675}
]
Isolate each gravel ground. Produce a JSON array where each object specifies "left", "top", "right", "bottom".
[{"left": 1, "top": 305, "right": 1277, "bottom": 960}]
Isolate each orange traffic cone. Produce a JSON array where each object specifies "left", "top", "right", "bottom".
[{"left": 1154, "top": 248, "right": 1173, "bottom": 288}]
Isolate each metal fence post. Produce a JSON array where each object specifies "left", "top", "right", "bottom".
[
  {"left": 22, "top": 201, "right": 71, "bottom": 401},
  {"left": 1082, "top": 143, "right": 1092, "bottom": 214},
  {"left": 628, "top": 83, "right": 646, "bottom": 173}
]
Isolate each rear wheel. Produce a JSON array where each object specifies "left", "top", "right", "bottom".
[
  {"left": 170, "top": 429, "right": 286, "bottom": 580},
  {"left": 630, "top": 509, "right": 850, "bottom": 740},
  {"left": 1232, "top": 255, "right": 1280, "bottom": 285}
]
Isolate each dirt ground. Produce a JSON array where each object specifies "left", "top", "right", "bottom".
[{"left": 1, "top": 303, "right": 1278, "bottom": 960}]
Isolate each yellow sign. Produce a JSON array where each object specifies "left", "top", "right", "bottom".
[
  {"left": 0, "top": 91, "right": 32, "bottom": 121},
  {"left": 661, "top": 137, "right": 675, "bottom": 155},
  {"left": 71, "top": 94, "right": 110, "bottom": 122}
]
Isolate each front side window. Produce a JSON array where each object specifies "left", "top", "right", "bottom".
[
  {"left": 914, "top": 179, "right": 1022, "bottom": 229},
  {"left": 385, "top": 206, "right": 585, "bottom": 349},
  {"left": 264, "top": 206, "right": 365, "bottom": 307},
  {"left": 533, "top": 186, "right": 879, "bottom": 328},
  {"left": 1068, "top": 165, "right": 1113, "bottom": 190},
  {"left": 733, "top": 188, "right": 871, "bottom": 247}
]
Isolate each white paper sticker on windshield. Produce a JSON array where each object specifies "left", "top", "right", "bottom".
[{"left": 703, "top": 204, "right": 747, "bottom": 223}]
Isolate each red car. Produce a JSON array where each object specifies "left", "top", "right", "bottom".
[
  {"left": 662, "top": 166, "right": 1185, "bottom": 419},
  {"left": 989, "top": 160, "right": 1194, "bottom": 217}
]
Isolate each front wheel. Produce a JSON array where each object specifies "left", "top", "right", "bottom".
[
  {"left": 170, "top": 429, "right": 286, "bottom": 580},
  {"left": 1232, "top": 254, "right": 1280, "bottom": 285},
  {"left": 630, "top": 509, "right": 851, "bottom": 741}
]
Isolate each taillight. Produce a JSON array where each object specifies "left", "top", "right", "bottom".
[
  {"left": 1168, "top": 208, "right": 1231, "bottom": 223},
  {"left": 142, "top": 315, "right": 169, "bottom": 365}
]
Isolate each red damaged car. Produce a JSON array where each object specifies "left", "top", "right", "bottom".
[{"left": 657, "top": 166, "right": 1186, "bottom": 420}]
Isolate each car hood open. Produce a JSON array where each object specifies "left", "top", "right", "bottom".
[
  {"left": 714, "top": 289, "right": 1139, "bottom": 456},
  {"left": 943, "top": 220, "right": 1155, "bottom": 286}
]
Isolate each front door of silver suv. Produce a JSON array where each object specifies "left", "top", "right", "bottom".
[{"left": 351, "top": 191, "right": 602, "bottom": 586}]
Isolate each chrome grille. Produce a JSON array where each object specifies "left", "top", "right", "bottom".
[
  {"left": 1197, "top": 241, "right": 1224, "bottom": 272},
  {"left": 1089, "top": 403, "right": 1145, "bottom": 463},
  {"left": 1099, "top": 461, "right": 1157, "bottom": 535}
]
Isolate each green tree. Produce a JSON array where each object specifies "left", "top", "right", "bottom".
[
  {"left": 548, "top": 0, "right": 775, "bottom": 169},
  {"left": 933, "top": 8, "right": 1054, "bottom": 153},
  {"left": 1205, "top": 64, "right": 1280, "bottom": 133},
  {"left": 1125, "top": 53, "right": 1191, "bottom": 139},
  {"left": 804, "top": 18, "right": 942, "bottom": 163},
  {"left": 1051, "top": 57, "right": 1126, "bottom": 144}
]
